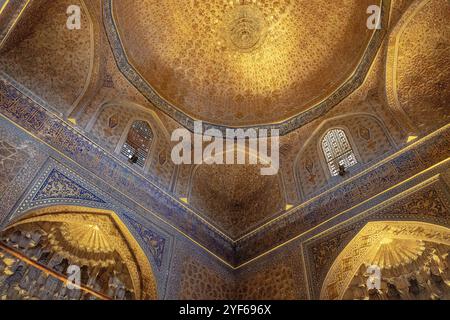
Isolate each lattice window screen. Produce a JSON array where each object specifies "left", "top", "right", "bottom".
[
  {"left": 322, "top": 129, "right": 357, "bottom": 176},
  {"left": 121, "top": 121, "right": 153, "bottom": 168}
]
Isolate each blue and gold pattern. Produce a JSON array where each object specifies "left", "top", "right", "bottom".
[
  {"left": 124, "top": 214, "right": 166, "bottom": 269},
  {"left": 1, "top": 73, "right": 450, "bottom": 267},
  {"left": 33, "top": 169, "right": 105, "bottom": 203}
]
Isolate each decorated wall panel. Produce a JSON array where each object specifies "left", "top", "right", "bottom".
[
  {"left": 189, "top": 160, "right": 285, "bottom": 238},
  {"left": 0, "top": 76, "right": 236, "bottom": 264},
  {"left": 166, "top": 239, "right": 234, "bottom": 300},
  {"left": 4, "top": 158, "right": 175, "bottom": 299},
  {"left": 235, "top": 243, "right": 308, "bottom": 300},
  {"left": 303, "top": 176, "right": 450, "bottom": 299},
  {"left": 386, "top": 0, "right": 450, "bottom": 135},
  {"left": 296, "top": 113, "right": 395, "bottom": 199},
  {"left": 0, "top": 0, "right": 449, "bottom": 300},
  {"left": 0, "top": 119, "right": 47, "bottom": 224},
  {"left": 87, "top": 102, "right": 175, "bottom": 188},
  {"left": 0, "top": 0, "right": 93, "bottom": 117}
]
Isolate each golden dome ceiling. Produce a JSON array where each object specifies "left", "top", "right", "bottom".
[{"left": 111, "top": 0, "right": 380, "bottom": 128}]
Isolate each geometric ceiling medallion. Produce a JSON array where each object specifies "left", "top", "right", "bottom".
[
  {"left": 105, "top": 0, "right": 390, "bottom": 136},
  {"left": 223, "top": 5, "right": 267, "bottom": 53}
]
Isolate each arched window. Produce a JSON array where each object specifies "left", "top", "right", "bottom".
[
  {"left": 322, "top": 129, "right": 357, "bottom": 176},
  {"left": 120, "top": 120, "right": 153, "bottom": 168}
]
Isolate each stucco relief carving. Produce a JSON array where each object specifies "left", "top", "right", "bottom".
[
  {"left": 105, "top": 0, "right": 391, "bottom": 134},
  {"left": 385, "top": 0, "right": 450, "bottom": 135},
  {"left": 87, "top": 102, "right": 175, "bottom": 188},
  {"left": 1, "top": 206, "right": 159, "bottom": 300},
  {"left": 0, "top": 140, "right": 28, "bottom": 195},
  {"left": 320, "top": 221, "right": 450, "bottom": 300},
  {"left": 0, "top": 0, "right": 94, "bottom": 117},
  {"left": 295, "top": 114, "right": 395, "bottom": 199}
]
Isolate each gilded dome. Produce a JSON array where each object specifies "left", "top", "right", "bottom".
[{"left": 112, "top": 0, "right": 378, "bottom": 127}]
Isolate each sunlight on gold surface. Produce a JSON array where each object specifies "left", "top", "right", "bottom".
[
  {"left": 5, "top": 206, "right": 158, "bottom": 300},
  {"left": 113, "top": 0, "right": 376, "bottom": 126},
  {"left": 372, "top": 238, "right": 426, "bottom": 269},
  {"left": 321, "top": 221, "right": 450, "bottom": 300}
]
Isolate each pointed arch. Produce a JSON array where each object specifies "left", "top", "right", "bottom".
[
  {"left": 293, "top": 113, "right": 396, "bottom": 200},
  {"left": 320, "top": 221, "right": 450, "bottom": 300},
  {"left": 85, "top": 100, "right": 174, "bottom": 177},
  {"left": 321, "top": 128, "right": 358, "bottom": 176},
  {"left": 0, "top": 205, "right": 158, "bottom": 300},
  {"left": 187, "top": 144, "right": 286, "bottom": 206},
  {"left": 185, "top": 145, "right": 287, "bottom": 237},
  {"left": 385, "top": 0, "right": 433, "bottom": 135},
  {"left": 86, "top": 100, "right": 171, "bottom": 140}
]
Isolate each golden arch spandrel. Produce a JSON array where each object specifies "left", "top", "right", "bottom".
[
  {"left": 320, "top": 221, "right": 450, "bottom": 300},
  {"left": 2, "top": 205, "right": 158, "bottom": 300}
]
